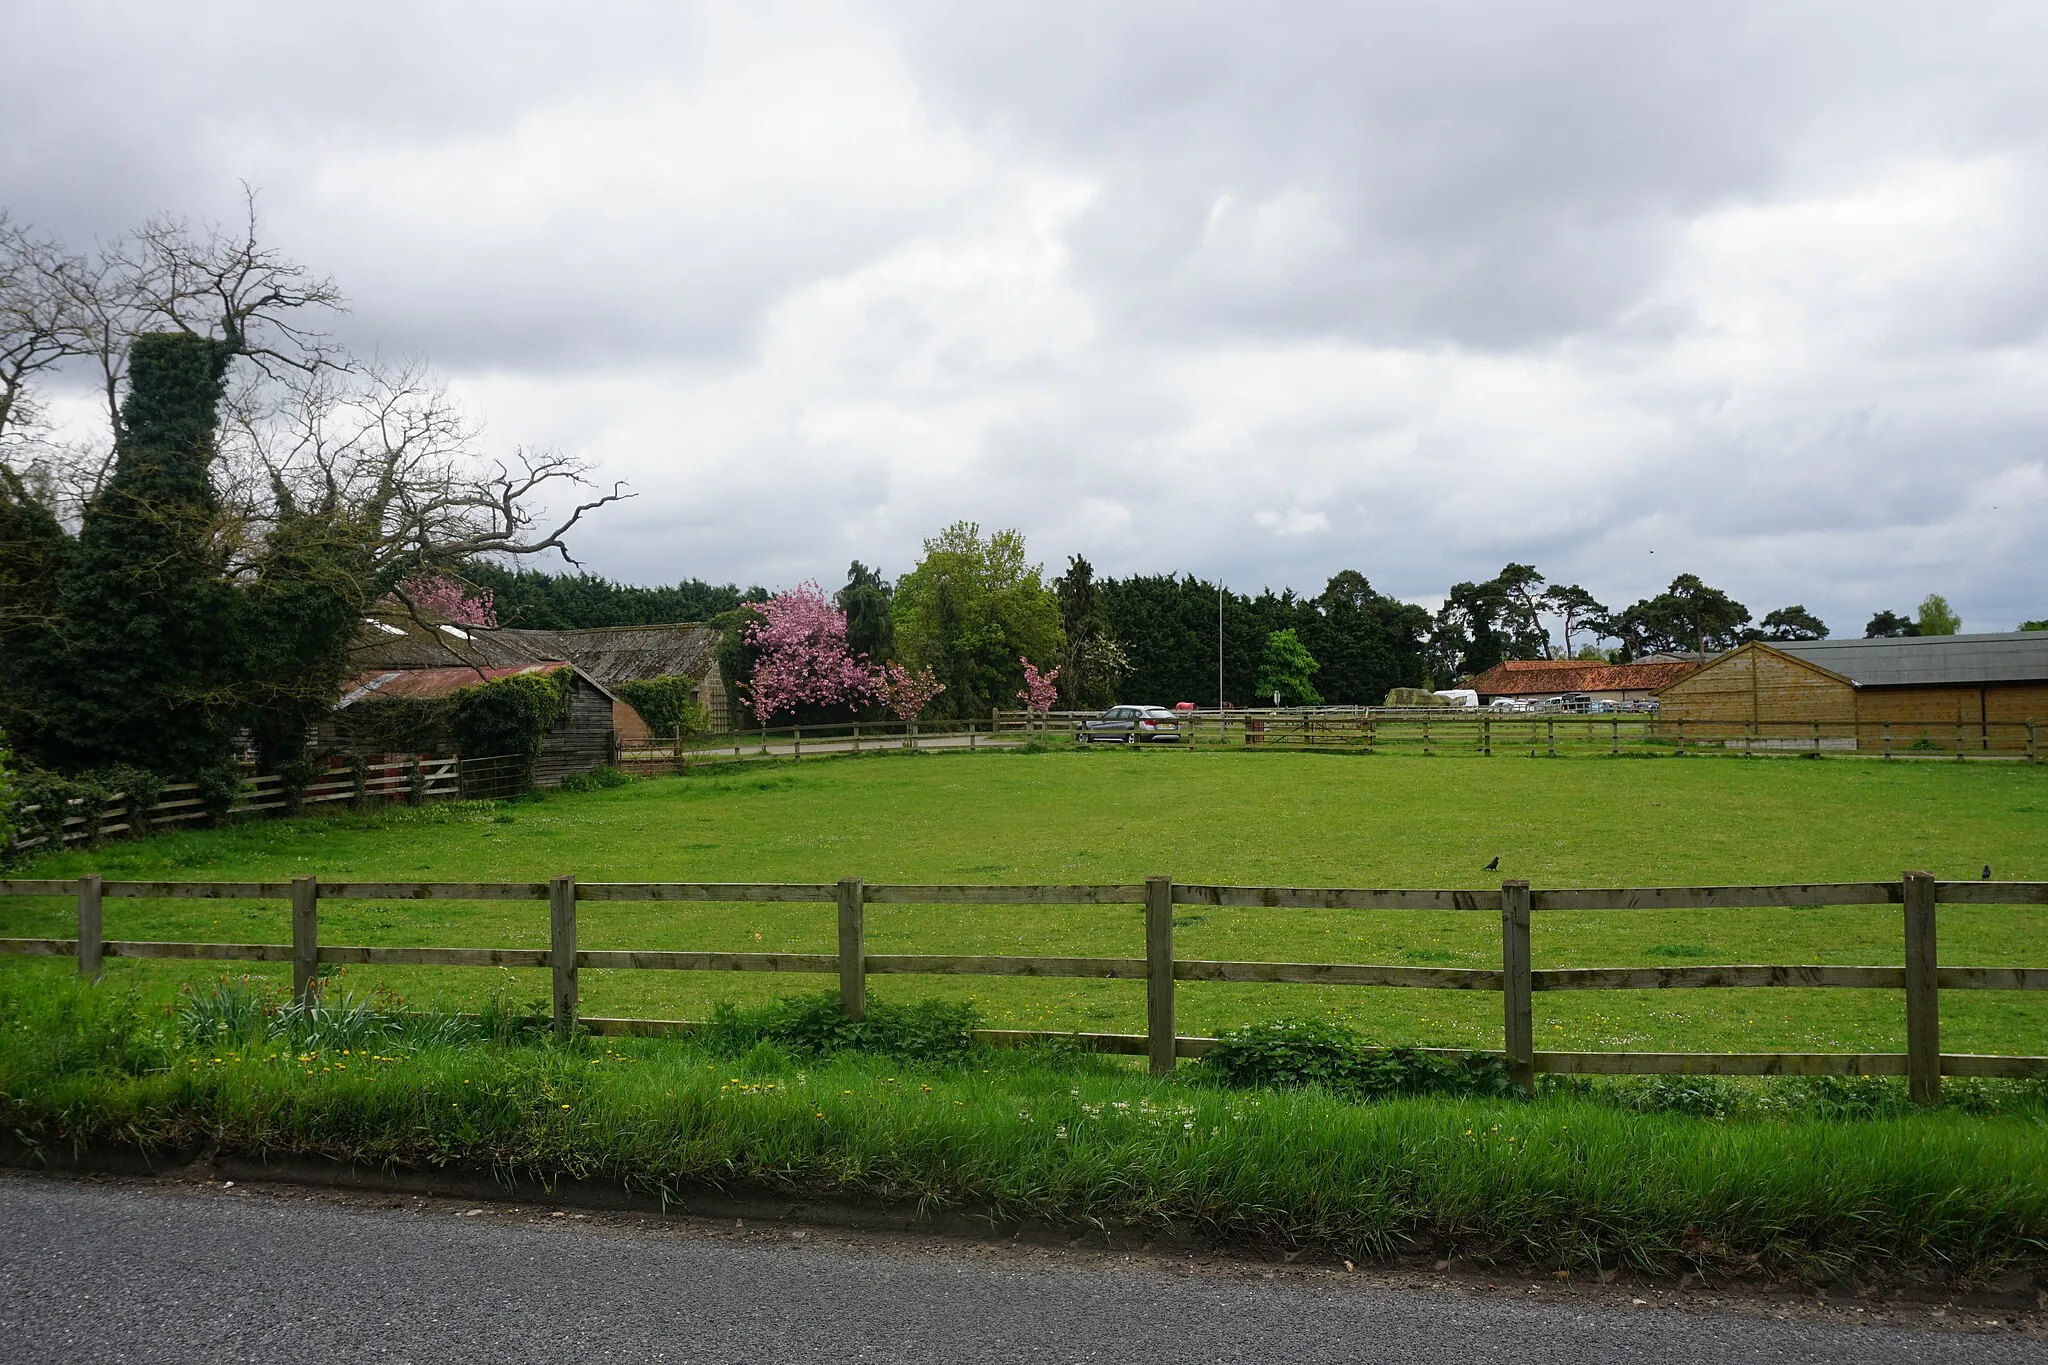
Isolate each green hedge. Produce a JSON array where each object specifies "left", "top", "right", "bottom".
[
  {"left": 452, "top": 669, "right": 575, "bottom": 788},
  {"left": 612, "top": 675, "right": 710, "bottom": 738}
]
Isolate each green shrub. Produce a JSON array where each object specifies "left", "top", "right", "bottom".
[
  {"left": 700, "top": 992, "right": 980, "bottom": 1063},
  {"left": 1202, "top": 1018, "right": 1516, "bottom": 1100},
  {"left": 452, "top": 668, "right": 575, "bottom": 788},
  {"left": 612, "top": 675, "right": 711, "bottom": 738},
  {"left": 7, "top": 763, "right": 171, "bottom": 851},
  {"left": 557, "top": 764, "right": 631, "bottom": 794}
]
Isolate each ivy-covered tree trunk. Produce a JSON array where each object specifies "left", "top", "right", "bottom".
[{"left": 48, "top": 332, "right": 241, "bottom": 781}]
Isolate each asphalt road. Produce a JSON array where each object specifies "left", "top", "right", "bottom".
[{"left": 1, "top": 1175, "right": 2039, "bottom": 1364}]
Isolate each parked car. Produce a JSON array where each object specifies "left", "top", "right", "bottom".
[
  {"left": 1486, "top": 698, "right": 1533, "bottom": 712},
  {"left": 1076, "top": 705, "right": 1186, "bottom": 744}
]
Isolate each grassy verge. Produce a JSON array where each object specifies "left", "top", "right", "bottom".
[
  {"left": 6, "top": 973, "right": 2046, "bottom": 1286},
  {"left": 6, "top": 750, "right": 2046, "bottom": 1056}
]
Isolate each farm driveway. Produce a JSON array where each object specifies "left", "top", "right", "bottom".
[{"left": 0, "top": 1172, "right": 2038, "bottom": 1363}]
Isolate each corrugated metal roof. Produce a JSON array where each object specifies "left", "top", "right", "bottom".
[
  {"left": 493, "top": 624, "right": 719, "bottom": 684},
  {"left": 336, "top": 662, "right": 569, "bottom": 705},
  {"left": 1769, "top": 632, "right": 2048, "bottom": 687}
]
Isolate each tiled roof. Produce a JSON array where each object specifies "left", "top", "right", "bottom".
[{"left": 1464, "top": 660, "right": 1698, "bottom": 696}]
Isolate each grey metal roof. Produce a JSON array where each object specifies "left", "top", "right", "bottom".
[{"left": 1769, "top": 632, "right": 2048, "bottom": 687}]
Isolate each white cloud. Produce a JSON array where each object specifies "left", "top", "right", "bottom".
[{"left": 7, "top": 1, "right": 2048, "bottom": 632}]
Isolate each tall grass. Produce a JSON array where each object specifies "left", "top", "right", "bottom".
[{"left": 3, "top": 975, "right": 2045, "bottom": 1284}]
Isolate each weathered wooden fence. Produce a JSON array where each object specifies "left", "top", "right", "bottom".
[
  {"left": 616, "top": 719, "right": 1009, "bottom": 773},
  {"left": 7, "top": 758, "right": 463, "bottom": 853},
  {"left": 992, "top": 709, "right": 2044, "bottom": 761},
  {"left": 3, "top": 873, "right": 2043, "bottom": 1104}
]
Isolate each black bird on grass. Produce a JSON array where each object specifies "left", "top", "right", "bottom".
[
  {"left": 1483, "top": 856, "right": 1500, "bottom": 872},
  {"left": 1983, "top": 864, "right": 1993, "bottom": 880}
]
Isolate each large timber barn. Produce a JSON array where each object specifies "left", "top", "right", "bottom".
[{"left": 1654, "top": 632, "right": 2048, "bottom": 752}]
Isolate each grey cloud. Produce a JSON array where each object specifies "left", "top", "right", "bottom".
[{"left": 6, "top": 1, "right": 2048, "bottom": 635}]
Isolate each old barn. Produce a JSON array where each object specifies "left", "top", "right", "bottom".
[
  {"left": 329, "top": 661, "right": 622, "bottom": 786},
  {"left": 1464, "top": 659, "right": 1697, "bottom": 707},
  {"left": 1654, "top": 632, "right": 2048, "bottom": 752}
]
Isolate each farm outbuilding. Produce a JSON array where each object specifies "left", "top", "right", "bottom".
[
  {"left": 328, "top": 661, "right": 622, "bottom": 785},
  {"left": 348, "top": 617, "right": 732, "bottom": 737},
  {"left": 491, "top": 624, "right": 730, "bottom": 736},
  {"left": 1654, "top": 632, "right": 2048, "bottom": 752},
  {"left": 1464, "top": 659, "right": 1697, "bottom": 706}
]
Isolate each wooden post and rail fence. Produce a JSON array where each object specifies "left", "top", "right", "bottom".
[
  {"left": 3, "top": 873, "right": 2043, "bottom": 1104},
  {"left": 989, "top": 709, "right": 2045, "bottom": 762}
]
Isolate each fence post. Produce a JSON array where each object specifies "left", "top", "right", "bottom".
[
  {"left": 1501, "top": 881, "right": 1534, "bottom": 1095},
  {"left": 76, "top": 874, "right": 103, "bottom": 981},
  {"left": 550, "top": 874, "right": 577, "bottom": 1041},
  {"left": 838, "top": 876, "right": 866, "bottom": 1022},
  {"left": 1146, "top": 875, "right": 1175, "bottom": 1076},
  {"left": 1882, "top": 722, "right": 1892, "bottom": 760},
  {"left": 291, "top": 875, "right": 319, "bottom": 1002},
  {"left": 1482, "top": 713, "right": 1492, "bottom": 757},
  {"left": 2030, "top": 720, "right": 2039, "bottom": 765},
  {"left": 793, "top": 726, "right": 802, "bottom": 761},
  {"left": 852, "top": 722, "right": 861, "bottom": 754},
  {"left": 1903, "top": 870, "right": 1940, "bottom": 1107},
  {"left": 1545, "top": 718, "right": 1555, "bottom": 759}
]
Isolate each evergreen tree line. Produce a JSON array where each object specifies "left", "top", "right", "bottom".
[{"left": 483, "top": 545, "right": 2032, "bottom": 719}]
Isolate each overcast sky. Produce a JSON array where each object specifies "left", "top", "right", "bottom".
[{"left": 6, "top": 2, "right": 2046, "bottom": 633}]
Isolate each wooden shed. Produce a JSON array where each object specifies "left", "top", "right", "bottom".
[
  {"left": 349, "top": 617, "right": 732, "bottom": 737},
  {"left": 329, "top": 661, "right": 621, "bottom": 785},
  {"left": 492, "top": 623, "right": 730, "bottom": 737},
  {"left": 1654, "top": 632, "right": 2048, "bottom": 752}
]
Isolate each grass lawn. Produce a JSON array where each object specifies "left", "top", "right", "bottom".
[
  {"left": 6, "top": 748, "right": 2046, "bottom": 1057},
  {"left": 12, "top": 972, "right": 2048, "bottom": 1280}
]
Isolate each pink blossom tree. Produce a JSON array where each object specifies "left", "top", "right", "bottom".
[
  {"left": 873, "top": 662, "right": 945, "bottom": 743},
  {"left": 390, "top": 570, "right": 497, "bottom": 628},
  {"left": 743, "top": 582, "right": 875, "bottom": 723},
  {"left": 1017, "top": 658, "right": 1060, "bottom": 730}
]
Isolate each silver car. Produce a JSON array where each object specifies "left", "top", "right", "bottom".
[{"left": 1076, "top": 705, "right": 1185, "bottom": 744}]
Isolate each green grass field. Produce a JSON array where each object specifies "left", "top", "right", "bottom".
[{"left": 7, "top": 748, "right": 2046, "bottom": 1056}]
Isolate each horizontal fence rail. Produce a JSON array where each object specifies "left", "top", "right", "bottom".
[
  {"left": 2, "top": 873, "right": 2044, "bottom": 1102},
  {"left": 985, "top": 708, "right": 2043, "bottom": 763},
  {"left": 7, "top": 755, "right": 473, "bottom": 853}
]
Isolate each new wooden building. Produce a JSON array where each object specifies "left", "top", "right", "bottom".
[{"left": 1654, "top": 632, "right": 2048, "bottom": 751}]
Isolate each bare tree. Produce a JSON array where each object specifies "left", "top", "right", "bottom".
[
  {"left": 0, "top": 213, "right": 80, "bottom": 448},
  {"left": 114, "top": 187, "right": 344, "bottom": 376},
  {"left": 221, "top": 358, "right": 631, "bottom": 587}
]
